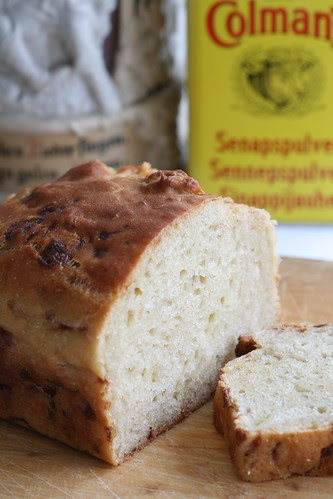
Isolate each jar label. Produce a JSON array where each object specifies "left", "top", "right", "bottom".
[
  {"left": 0, "top": 120, "right": 146, "bottom": 194},
  {"left": 188, "top": 0, "right": 333, "bottom": 221}
]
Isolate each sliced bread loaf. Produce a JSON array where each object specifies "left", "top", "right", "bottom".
[
  {"left": 0, "top": 161, "right": 279, "bottom": 464},
  {"left": 214, "top": 324, "right": 333, "bottom": 481}
]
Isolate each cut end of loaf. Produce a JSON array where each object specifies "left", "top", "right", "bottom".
[
  {"left": 214, "top": 324, "right": 333, "bottom": 481},
  {"left": 96, "top": 198, "right": 279, "bottom": 464}
]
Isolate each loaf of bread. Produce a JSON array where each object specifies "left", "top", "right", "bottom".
[
  {"left": 0, "top": 160, "right": 279, "bottom": 464},
  {"left": 214, "top": 324, "right": 333, "bottom": 482}
]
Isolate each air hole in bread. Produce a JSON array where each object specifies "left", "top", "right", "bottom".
[
  {"left": 209, "top": 312, "right": 216, "bottom": 323},
  {"left": 127, "top": 310, "right": 134, "bottom": 327},
  {"left": 295, "top": 385, "right": 309, "bottom": 393}
]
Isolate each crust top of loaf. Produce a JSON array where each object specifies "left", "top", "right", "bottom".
[{"left": 0, "top": 161, "right": 217, "bottom": 334}]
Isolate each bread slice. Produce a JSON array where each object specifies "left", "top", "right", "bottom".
[
  {"left": 214, "top": 324, "right": 333, "bottom": 482},
  {"left": 0, "top": 160, "right": 279, "bottom": 464}
]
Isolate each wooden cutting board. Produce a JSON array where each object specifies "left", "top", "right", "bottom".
[{"left": 0, "top": 257, "right": 332, "bottom": 498}]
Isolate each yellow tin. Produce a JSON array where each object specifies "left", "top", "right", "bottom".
[{"left": 188, "top": 0, "right": 333, "bottom": 221}]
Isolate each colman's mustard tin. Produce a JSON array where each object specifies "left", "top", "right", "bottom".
[{"left": 188, "top": 0, "right": 333, "bottom": 221}]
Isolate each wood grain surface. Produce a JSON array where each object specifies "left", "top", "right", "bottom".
[{"left": 0, "top": 257, "right": 332, "bottom": 498}]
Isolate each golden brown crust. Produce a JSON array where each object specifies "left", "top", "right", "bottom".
[
  {"left": 214, "top": 378, "right": 333, "bottom": 482},
  {"left": 140, "top": 169, "right": 205, "bottom": 195},
  {"left": 0, "top": 329, "right": 114, "bottom": 462},
  {"left": 0, "top": 161, "right": 213, "bottom": 373},
  {"left": 0, "top": 160, "right": 206, "bottom": 296}
]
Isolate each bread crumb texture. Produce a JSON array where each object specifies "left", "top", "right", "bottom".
[{"left": 214, "top": 324, "right": 333, "bottom": 481}]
